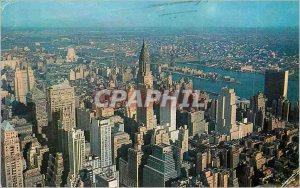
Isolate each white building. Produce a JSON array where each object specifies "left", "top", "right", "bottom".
[
  {"left": 160, "top": 95, "right": 177, "bottom": 130},
  {"left": 216, "top": 87, "right": 238, "bottom": 135},
  {"left": 90, "top": 117, "right": 112, "bottom": 167},
  {"left": 68, "top": 128, "right": 85, "bottom": 176}
]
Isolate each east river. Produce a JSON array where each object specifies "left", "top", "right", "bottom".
[{"left": 172, "top": 62, "right": 299, "bottom": 103}]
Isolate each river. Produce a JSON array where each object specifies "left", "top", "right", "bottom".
[{"left": 173, "top": 62, "right": 299, "bottom": 103}]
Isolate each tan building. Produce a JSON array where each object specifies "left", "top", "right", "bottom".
[
  {"left": 196, "top": 152, "right": 208, "bottom": 174},
  {"left": 1, "top": 121, "right": 24, "bottom": 187},
  {"left": 48, "top": 80, "right": 76, "bottom": 132},
  {"left": 187, "top": 110, "right": 208, "bottom": 136},
  {"left": 69, "top": 69, "right": 76, "bottom": 81},
  {"left": 125, "top": 85, "right": 137, "bottom": 119},
  {"left": 66, "top": 48, "right": 78, "bottom": 63},
  {"left": 216, "top": 87, "right": 237, "bottom": 135},
  {"left": 176, "top": 125, "right": 189, "bottom": 158},
  {"left": 136, "top": 40, "right": 155, "bottom": 130},
  {"left": 112, "top": 132, "right": 132, "bottom": 164},
  {"left": 151, "top": 128, "right": 170, "bottom": 145},
  {"left": 96, "top": 107, "right": 114, "bottom": 118},
  {"left": 14, "top": 65, "right": 35, "bottom": 104},
  {"left": 23, "top": 168, "right": 45, "bottom": 187}
]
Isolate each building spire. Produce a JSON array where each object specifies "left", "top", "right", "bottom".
[{"left": 138, "top": 39, "right": 150, "bottom": 77}]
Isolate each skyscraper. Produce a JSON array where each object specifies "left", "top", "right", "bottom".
[
  {"left": 196, "top": 152, "right": 208, "bottom": 174},
  {"left": 160, "top": 94, "right": 177, "bottom": 129},
  {"left": 112, "top": 132, "right": 132, "bottom": 165},
  {"left": 249, "top": 92, "right": 265, "bottom": 128},
  {"left": 264, "top": 70, "right": 289, "bottom": 104},
  {"left": 136, "top": 40, "right": 155, "bottom": 130},
  {"left": 45, "top": 153, "right": 64, "bottom": 187},
  {"left": 68, "top": 128, "right": 85, "bottom": 176},
  {"left": 26, "top": 85, "right": 48, "bottom": 134},
  {"left": 1, "top": 121, "right": 24, "bottom": 187},
  {"left": 127, "top": 148, "right": 143, "bottom": 187},
  {"left": 48, "top": 80, "right": 76, "bottom": 132},
  {"left": 119, "top": 127, "right": 145, "bottom": 187},
  {"left": 90, "top": 117, "right": 112, "bottom": 167},
  {"left": 137, "top": 40, "right": 153, "bottom": 87},
  {"left": 216, "top": 87, "right": 237, "bottom": 135},
  {"left": 14, "top": 65, "right": 35, "bottom": 104},
  {"left": 176, "top": 125, "right": 189, "bottom": 158},
  {"left": 143, "top": 144, "right": 178, "bottom": 187}
]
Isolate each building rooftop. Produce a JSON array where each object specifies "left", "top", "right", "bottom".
[
  {"left": 1, "top": 120, "right": 15, "bottom": 131},
  {"left": 50, "top": 80, "right": 72, "bottom": 89}
]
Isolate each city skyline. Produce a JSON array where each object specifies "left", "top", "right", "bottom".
[{"left": 1, "top": 1, "right": 299, "bottom": 187}]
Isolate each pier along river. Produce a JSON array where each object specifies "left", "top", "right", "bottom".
[{"left": 173, "top": 62, "right": 299, "bottom": 103}]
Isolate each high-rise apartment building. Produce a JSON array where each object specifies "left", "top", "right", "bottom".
[
  {"left": 14, "top": 65, "right": 35, "bottom": 104},
  {"left": 264, "top": 70, "right": 288, "bottom": 104},
  {"left": 1, "top": 121, "right": 24, "bottom": 187}
]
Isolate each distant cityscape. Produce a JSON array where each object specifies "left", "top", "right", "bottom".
[{"left": 1, "top": 1, "right": 299, "bottom": 188}]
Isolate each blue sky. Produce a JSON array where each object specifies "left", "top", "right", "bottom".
[{"left": 2, "top": 0, "right": 299, "bottom": 28}]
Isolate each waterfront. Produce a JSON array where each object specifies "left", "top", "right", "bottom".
[{"left": 174, "top": 62, "right": 299, "bottom": 103}]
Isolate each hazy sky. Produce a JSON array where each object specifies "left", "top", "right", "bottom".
[{"left": 2, "top": 0, "right": 299, "bottom": 28}]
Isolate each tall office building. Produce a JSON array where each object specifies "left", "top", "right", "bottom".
[
  {"left": 160, "top": 94, "right": 177, "bottom": 129},
  {"left": 27, "top": 85, "right": 48, "bottom": 134},
  {"left": 216, "top": 87, "right": 237, "bottom": 135},
  {"left": 112, "top": 132, "right": 132, "bottom": 165},
  {"left": 68, "top": 128, "right": 85, "bottom": 176},
  {"left": 14, "top": 65, "right": 35, "bottom": 104},
  {"left": 196, "top": 152, "right": 208, "bottom": 174},
  {"left": 127, "top": 148, "right": 143, "bottom": 187},
  {"left": 176, "top": 125, "right": 189, "bottom": 158},
  {"left": 48, "top": 80, "right": 76, "bottom": 132},
  {"left": 90, "top": 117, "right": 112, "bottom": 167},
  {"left": 125, "top": 85, "right": 137, "bottom": 118},
  {"left": 119, "top": 127, "right": 145, "bottom": 187},
  {"left": 1, "top": 121, "right": 24, "bottom": 187},
  {"left": 229, "top": 146, "right": 240, "bottom": 169},
  {"left": 187, "top": 110, "right": 208, "bottom": 136},
  {"left": 143, "top": 144, "right": 178, "bottom": 187},
  {"left": 264, "top": 70, "right": 288, "bottom": 104},
  {"left": 249, "top": 92, "right": 265, "bottom": 128},
  {"left": 45, "top": 153, "right": 64, "bottom": 187},
  {"left": 250, "top": 92, "right": 266, "bottom": 113},
  {"left": 136, "top": 40, "right": 155, "bottom": 130}
]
